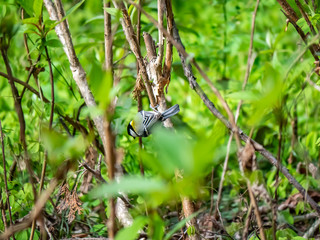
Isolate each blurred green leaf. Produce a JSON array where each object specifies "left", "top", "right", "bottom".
[
  {"left": 33, "top": 0, "right": 42, "bottom": 18},
  {"left": 91, "top": 175, "right": 167, "bottom": 198},
  {"left": 115, "top": 216, "right": 148, "bottom": 240}
]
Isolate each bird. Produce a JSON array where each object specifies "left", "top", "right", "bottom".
[{"left": 127, "top": 104, "right": 180, "bottom": 138}]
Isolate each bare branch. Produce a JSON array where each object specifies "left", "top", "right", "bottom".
[
  {"left": 43, "top": 0, "right": 107, "bottom": 147},
  {"left": 0, "top": 120, "right": 15, "bottom": 239},
  {"left": 112, "top": 0, "right": 157, "bottom": 107},
  {"left": 0, "top": 71, "right": 50, "bottom": 103}
]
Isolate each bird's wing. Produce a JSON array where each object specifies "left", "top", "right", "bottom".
[{"left": 141, "top": 111, "right": 161, "bottom": 129}]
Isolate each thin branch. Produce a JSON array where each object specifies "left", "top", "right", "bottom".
[
  {"left": 136, "top": 0, "right": 145, "bottom": 176},
  {"left": 303, "top": 218, "right": 320, "bottom": 238},
  {"left": 155, "top": 0, "right": 164, "bottom": 67},
  {"left": 163, "top": 0, "right": 173, "bottom": 82},
  {"left": 43, "top": 0, "right": 107, "bottom": 147},
  {"left": 44, "top": 46, "right": 55, "bottom": 129},
  {"left": 295, "top": 0, "right": 317, "bottom": 36},
  {"left": 104, "top": 0, "right": 116, "bottom": 237},
  {"left": 242, "top": 202, "right": 253, "bottom": 240},
  {"left": 248, "top": 184, "right": 266, "bottom": 240},
  {"left": 276, "top": 0, "right": 299, "bottom": 21},
  {"left": 0, "top": 160, "right": 73, "bottom": 239},
  {"left": 0, "top": 38, "right": 38, "bottom": 202},
  {"left": 273, "top": 119, "right": 283, "bottom": 240},
  {"left": 0, "top": 120, "right": 15, "bottom": 239},
  {"left": 306, "top": 69, "right": 320, "bottom": 91},
  {"left": 0, "top": 71, "right": 50, "bottom": 103},
  {"left": 216, "top": 0, "right": 260, "bottom": 219},
  {"left": 20, "top": 54, "right": 42, "bottom": 100},
  {"left": 281, "top": 10, "right": 319, "bottom": 63},
  {"left": 112, "top": 0, "right": 157, "bottom": 107}
]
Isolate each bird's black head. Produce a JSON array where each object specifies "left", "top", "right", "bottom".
[{"left": 127, "top": 121, "right": 138, "bottom": 139}]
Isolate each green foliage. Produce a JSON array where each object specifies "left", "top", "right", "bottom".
[{"left": 1, "top": 0, "right": 320, "bottom": 239}]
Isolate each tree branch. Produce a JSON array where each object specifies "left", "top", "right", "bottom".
[
  {"left": 0, "top": 71, "right": 50, "bottom": 103},
  {"left": 43, "top": 0, "right": 107, "bottom": 147}
]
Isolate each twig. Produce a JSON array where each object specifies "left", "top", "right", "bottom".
[
  {"left": 242, "top": 202, "right": 253, "bottom": 240},
  {"left": 30, "top": 45, "right": 54, "bottom": 239},
  {"left": 20, "top": 54, "right": 42, "bottom": 100},
  {"left": 43, "top": 0, "right": 107, "bottom": 147},
  {"left": 0, "top": 121, "right": 15, "bottom": 239},
  {"left": 163, "top": 0, "right": 173, "bottom": 83},
  {"left": 103, "top": 1, "right": 116, "bottom": 236},
  {"left": 303, "top": 218, "right": 320, "bottom": 238},
  {"left": 136, "top": 0, "right": 145, "bottom": 176},
  {"left": 306, "top": 69, "right": 320, "bottom": 92},
  {"left": 112, "top": 0, "right": 157, "bottom": 107},
  {"left": 0, "top": 72, "right": 50, "bottom": 103},
  {"left": 0, "top": 160, "right": 72, "bottom": 239},
  {"left": 155, "top": 0, "right": 164, "bottom": 67},
  {"left": 273, "top": 118, "right": 283, "bottom": 240},
  {"left": 81, "top": 160, "right": 106, "bottom": 183},
  {"left": 0, "top": 37, "right": 38, "bottom": 203},
  {"left": 295, "top": 0, "right": 317, "bottom": 36},
  {"left": 214, "top": 0, "right": 260, "bottom": 219},
  {"left": 288, "top": 102, "right": 297, "bottom": 164},
  {"left": 276, "top": 0, "right": 298, "bottom": 22},
  {"left": 247, "top": 184, "right": 266, "bottom": 240},
  {"left": 31, "top": 45, "right": 55, "bottom": 239},
  {"left": 280, "top": 9, "right": 319, "bottom": 63}
]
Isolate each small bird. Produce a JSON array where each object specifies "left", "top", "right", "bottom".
[{"left": 127, "top": 104, "right": 180, "bottom": 138}]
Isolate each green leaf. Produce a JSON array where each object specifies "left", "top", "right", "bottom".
[
  {"left": 17, "top": 0, "right": 34, "bottom": 16},
  {"left": 41, "top": 128, "right": 88, "bottom": 165},
  {"left": 48, "top": 0, "right": 85, "bottom": 31},
  {"left": 104, "top": 7, "right": 121, "bottom": 16},
  {"left": 44, "top": 39, "right": 62, "bottom": 48},
  {"left": 164, "top": 212, "right": 199, "bottom": 240},
  {"left": 84, "top": 15, "right": 104, "bottom": 25},
  {"left": 115, "top": 216, "right": 148, "bottom": 240},
  {"left": 65, "top": 0, "right": 85, "bottom": 19},
  {"left": 33, "top": 0, "right": 42, "bottom": 18},
  {"left": 22, "top": 17, "right": 38, "bottom": 25},
  {"left": 90, "top": 175, "right": 167, "bottom": 198}
]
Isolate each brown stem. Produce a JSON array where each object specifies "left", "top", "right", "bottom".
[
  {"left": 281, "top": 10, "right": 319, "bottom": 62},
  {"left": 136, "top": 0, "right": 145, "bottom": 176},
  {"left": 247, "top": 184, "right": 266, "bottom": 240},
  {"left": 0, "top": 121, "right": 15, "bottom": 240},
  {"left": 30, "top": 44, "right": 55, "bottom": 240},
  {"left": 104, "top": 2, "right": 116, "bottom": 237},
  {"left": 104, "top": 122, "right": 117, "bottom": 239},
  {"left": 104, "top": 1, "right": 113, "bottom": 72},
  {"left": 0, "top": 71, "right": 50, "bottom": 103},
  {"left": 288, "top": 103, "right": 297, "bottom": 164},
  {"left": 242, "top": 202, "right": 253, "bottom": 240},
  {"left": 272, "top": 119, "right": 283, "bottom": 240},
  {"left": 0, "top": 39, "right": 37, "bottom": 202},
  {"left": 44, "top": 45, "right": 55, "bottom": 129},
  {"left": 163, "top": 0, "right": 173, "bottom": 82},
  {"left": 155, "top": 0, "right": 164, "bottom": 67},
  {"left": 295, "top": 0, "right": 317, "bottom": 35},
  {"left": 112, "top": 0, "right": 157, "bottom": 108},
  {"left": 215, "top": 0, "right": 260, "bottom": 220},
  {"left": 0, "top": 160, "right": 72, "bottom": 240},
  {"left": 20, "top": 54, "right": 42, "bottom": 100},
  {"left": 276, "top": 0, "right": 299, "bottom": 21}
]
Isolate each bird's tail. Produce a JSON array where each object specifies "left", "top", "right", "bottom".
[{"left": 161, "top": 104, "right": 180, "bottom": 120}]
